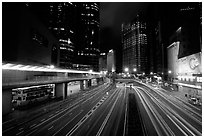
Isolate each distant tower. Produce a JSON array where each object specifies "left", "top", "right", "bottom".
[
  {"left": 107, "top": 49, "right": 116, "bottom": 73},
  {"left": 122, "top": 14, "right": 148, "bottom": 74}
]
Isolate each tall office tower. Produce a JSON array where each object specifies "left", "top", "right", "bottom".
[
  {"left": 27, "top": 2, "right": 77, "bottom": 69},
  {"left": 122, "top": 14, "right": 148, "bottom": 74},
  {"left": 48, "top": 2, "right": 77, "bottom": 69},
  {"left": 99, "top": 52, "right": 107, "bottom": 73},
  {"left": 75, "top": 3, "right": 100, "bottom": 71},
  {"left": 107, "top": 50, "right": 116, "bottom": 73}
]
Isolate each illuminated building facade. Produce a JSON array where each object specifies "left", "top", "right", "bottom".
[
  {"left": 122, "top": 14, "right": 148, "bottom": 74},
  {"left": 107, "top": 50, "right": 116, "bottom": 73},
  {"left": 167, "top": 2, "right": 202, "bottom": 98},
  {"left": 167, "top": 41, "right": 202, "bottom": 98},
  {"left": 99, "top": 52, "right": 107, "bottom": 72},
  {"left": 75, "top": 3, "right": 100, "bottom": 71}
]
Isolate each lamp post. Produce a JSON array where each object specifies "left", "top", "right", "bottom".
[
  {"left": 124, "top": 67, "right": 129, "bottom": 73},
  {"left": 168, "top": 70, "right": 172, "bottom": 82}
]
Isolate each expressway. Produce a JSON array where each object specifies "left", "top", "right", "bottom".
[
  {"left": 132, "top": 81, "right": 202, "bottom": 136},
  {"left": 2, "top": 80, "right": 202, "bottom": 136}
]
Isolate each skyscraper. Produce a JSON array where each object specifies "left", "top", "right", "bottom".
[
  {"left": 26, "top": 2, "right": 77, "bottom": 69},
  {"left": 107, "top": 49, "right": 116, "bottom": 73},
  {"left": 75, "top": 3, "right": 100, "bottom": 71},
  {"left": 27, "top": 2, "right": 100, "bottom": 71},
  {"left": 122, "top": 14, "right": 148, "bottom": 74},
  {"left": 48, "top": 2, "right": 77, "bottom": 69}
]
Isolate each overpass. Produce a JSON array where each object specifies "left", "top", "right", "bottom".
[{"left": 2, "top": 62, "right": 105, "bottom": 115}]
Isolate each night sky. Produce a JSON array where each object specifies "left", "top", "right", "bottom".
[{"left": 99, "top": 2, "right": 150, "bottom": 72}]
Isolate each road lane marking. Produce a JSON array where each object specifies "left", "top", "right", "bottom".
[
  {"left": 49, "top": 114, "right": 54, "bottom": 117},
  {"left": 123, "top": 86, "right": 127, "bottom": 136},
  {"left": 53, "top": 110, "right": 83, "bottom": 136},
  {"left": 48, "top": 126, "right": 54, "bottom": 131},
  {"left": 2, "top": 119, "right": 15, "bottom": 125},
  {"left": 2, "top": 126, "right": 14, "bottom": 133},
  {"left": 19, "top": 127, "right": 24, "bottom": 131},
  {"left": 66, "top": 89, "right": 118, "bottom": 136},
  {"left": 41, "top": 118, "right": 46, "bottom": 122},
  {"left": 96, "top": 89, "right": 121, "bottom": 136},
  {"left": 29, "top": 124, "right": 36, "bottom": 128},
  {"left": 16, "top": 130, "right": 24, "bottom": 136}
]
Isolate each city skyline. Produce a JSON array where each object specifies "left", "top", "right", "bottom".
[{"left": 2, "top": 2, "right": 202, "bottom": 136}]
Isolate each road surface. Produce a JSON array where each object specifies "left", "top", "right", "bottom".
[{"left": 2, "top": 80, "right": 202, "bottom": 136}]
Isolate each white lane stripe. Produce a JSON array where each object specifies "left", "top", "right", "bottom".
[
  {"left": 49, "top": 114, "right": 54, "bottom": 117},
  {"left": 54, "top": 110, "right": 83, "bottom": 136},
  {"left": 96, "top": 89, "right": 121, "bottom": 136},
  {"left": 41, "top": 118, "right": 45, "bottom": 122},
  {"left": 29, "top": 124, "right": 36, "bottom": 128},
  {"left": 123, "top": 87, "right": 127, "bottom": 136},
  {"left": 48, "top": 126, "right": 54, "bottom": 130},
  {"left": 16, "top": 130, "right": 24, "bottom": 135},
  {"left": 19, "top": 127, "right": 24, "bottom": 131}
]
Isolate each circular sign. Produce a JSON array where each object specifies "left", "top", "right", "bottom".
[{"left": 189, "top": 58, "right": 199, "bottom": 70}]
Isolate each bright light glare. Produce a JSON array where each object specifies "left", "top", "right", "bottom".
[
  {"left": 124, "top": 68, "right": 129, "bottom": 72},
  {"left": 168, "top": 70, "right": 172, "bottom": 74},
  {"left": 2, "top": 62, "right": 100, "bottom": 74},
  {"left": 50, "top": 65, "right": 55, "bottom": 69},
  {"left": 133, "top": 68, "right": 137, "bottom": 72}
]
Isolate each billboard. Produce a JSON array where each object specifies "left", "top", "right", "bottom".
[{"left": 178, "top": 52, "right": 202, "bottom": 76}]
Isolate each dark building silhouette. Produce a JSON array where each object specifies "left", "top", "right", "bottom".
[
  {"left": 74, "top": 3, "right": 100, "bottom": 71},
  {"left": 48, "top": 2, "right": 77, "bottom": 69},
  {"left": 12, "top": 2, "right": 100, "bottom": 71},
  {"left": 145, "top": 2, "right": 201, "bottom": 79},
  {"left": 2, "top": 3, "right": 60, "bottom": 66}
]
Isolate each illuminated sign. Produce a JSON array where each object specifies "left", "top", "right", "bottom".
[{"left": 189, "top": 57, "right": 199, "bottom": 70}]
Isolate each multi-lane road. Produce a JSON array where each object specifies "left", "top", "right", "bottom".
[{"left": 2, "top": 80, "right": 202, "bottom": 136}]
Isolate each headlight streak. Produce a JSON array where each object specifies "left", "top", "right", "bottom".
[
  {"left": 136, "top": 86, "right": 201, "bottom": 136},
  {"left": 138, "top": 82, "right": 202, "bottom": 125},
  {"left": 133, "top": 87, "right": 163, "bottom": 136},
  {"left": 96, "top": 88, "right": 123, "bottom": 136}
]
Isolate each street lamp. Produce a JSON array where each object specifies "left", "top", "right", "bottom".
[
  {"left": 124, "top": 67, "right": 129, "bottom": 72},
  {"left": 133, "top": 68, "right": 137, "bottom": 72},
  {"left": 168, "top": 70, "right": 172, "bottom": 74},
  {"left": 89, "top": 69, "right": 93, "bottom": 73}
]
